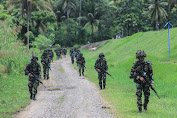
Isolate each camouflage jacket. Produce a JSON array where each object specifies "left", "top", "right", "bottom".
[
  {"left": 130, "top": 59, "right": 154, "bottom": 84},
  {"left": 77, "top": 56, "right": 85, "bottom": 65},
  {"left": 25, "top": 62, "right": 41, "bottom": 76},
  {"left": 94, "top": 58, "right": 108, "bottom": 73},
  {"left": 47, "top": 49, "right": 54, "bottom": 58},
  {"left": 41, "top": 55, "right": 50, "bottom": 66}
]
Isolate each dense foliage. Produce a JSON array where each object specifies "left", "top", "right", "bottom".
[{"left": 0, "top": 0, "right": 176, "bottom": 47}]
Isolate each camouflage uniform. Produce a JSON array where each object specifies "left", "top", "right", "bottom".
[
  {"left": 47, "top": 46, "right": 54, "bottom": 63},
  {"left": 129, "top": 50, "right": 154, "bottom": 113},
  {"left": 63, "top": 48, "right": 67, "bottom": 57},
  {"left": 25, "top": 55, "right": 41, "bottom": 100},
  {"left": 95, "top": 53, "right": 108, "bottom": 90},
  {"left": 69, "top": 48, "right": 73, "bottom": 58},
  {"left": 41, "top": 50, "right": 50, "bottom": 79},
  {"left": 77, "top": 53, "right": 85, "bottom": 76},
  {"left": 71, "top": 52, "right": 75, "bottom": 64},
  {"left": 55, "top": 48, "right": 61, "bottom": 60},
  {"left": 76, "top": 49, "right": 80, "bottom": 66}
]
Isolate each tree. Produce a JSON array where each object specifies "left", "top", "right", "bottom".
[
  {"left": 148, "top": 0, "right": 168, "bottom": 29},
  {"left": 83, "top": 13, "right": 99, "bottom": 42}
]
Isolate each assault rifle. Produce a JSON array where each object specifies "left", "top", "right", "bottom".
[
  {"left": 137, "top": 70, "right": 160, "bottom": 99},
  {"left": 95, "top": 66, "right": 115, "bottom": 79},
  {"left": 30, "top": 72, "right": 46, "bottom": 88}
]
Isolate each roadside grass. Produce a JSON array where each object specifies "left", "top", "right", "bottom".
[{"left": 81, "top": 28, "right": 177, "bottom": 118}]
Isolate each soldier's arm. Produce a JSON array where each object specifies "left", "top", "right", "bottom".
[
  {"left": 148, "top": 63, "right": 154, "bottom": 84},
  {"left": 129, "top": 61, "right": 137, "bottom": 79},
  {"left": 83, "top": 57, "right": 85, "bottom": 65},
  {"left": 38, "top": 62, "right": 42, "bottom": 79},
  {"left": 105, "top": 60, "right": 108, "bottom": 71}
]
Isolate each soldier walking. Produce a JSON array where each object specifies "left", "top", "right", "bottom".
[
  {"left": 24, "top": 55, "right": 42, "bottom": 100},
  {"left": 77, "top": 53, "right": 85, "bottom": 76},
  {"left": 41, "top": 50, "right": 50, "bottom": 79},
  {"left": 47, "top": 45, "right": 54, "bottom": 63},
  {"left": 94, "top": 53, "right": 108, "bottom": 90},
  {"left": 129, "top": 50, "right": 154, "bottom": 113}
]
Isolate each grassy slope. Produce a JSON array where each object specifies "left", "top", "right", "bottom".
[{"left": 82, "top": 28, "right": 177, "bottom": 118}]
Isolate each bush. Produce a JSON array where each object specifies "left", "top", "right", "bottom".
[{"left": 32, "top": 35, "right": 53, "bottom": 50}]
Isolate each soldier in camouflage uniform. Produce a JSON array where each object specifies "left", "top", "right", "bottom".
[
  {"left": 54, "top": 48, "right": 61, "bottom": 60},
  {"left": 47, "top": 45, "right": 54, "bottom": 63},
  {"left": 76, "top": 49, "right": 80, "bottom": 66},
  {"left": 24, "top": 55, "right": 41, "bottom": 100},
  {"left": 94, "top": 53, "right": 108, "bottom": 90},
  {"left": 129, "top": 50, "right": 154, "bottom": 113},
  {"left": 77, "top": 53, "right": 85, "bottom": 76},
  {"left": 41, "top": 50, "right": 50, "bottom": 79}
]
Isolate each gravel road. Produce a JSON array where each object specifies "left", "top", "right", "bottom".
[{"left": 14, "top": 56, "right": 114, "bottom": 118}]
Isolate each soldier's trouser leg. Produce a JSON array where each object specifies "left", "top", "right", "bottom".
[
  {"left": 98, "top": 73, "right": 103, "bottom": 89},
  {"left": 81, "top": 66, "right": 84, "bottom": 76},
  {"left": 136, "top": 83, "right": 143, "bottom": 109},
  {"left": 79, "top": 64, "right": 81, "bottom": 76},
  {"left": 43, "top": 66, "right": 47, "bottom": 79},
  {"left": 32, "top": 81, "right": 39, "bottom": 100},
  {"left": 143, "top": 84, "right": 150, "bottom": 110},
  {"left": 103, "top": 74, "right": 106, "bottom": 89},
  {"left": 28, "top": 81, "right": 33, "bottom": 99},
  {"left": 46, "top": 67, "right": 50, "bottom": 79}
]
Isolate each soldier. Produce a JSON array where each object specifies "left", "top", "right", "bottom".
[
  {"left": 41, "top": 50, "right": 50, "bottom": 79},
  {"left": 69, "top": 48, "right": 73, "bottom": 58},
  {"left": 47, "top": 45, "right": 54, "bottom": 63},
  {"left": 75, "top": 49, "right": 80, "bottom": 66},
  {"left": 129, "top": 50, "right": 154, "bottom": 113},
  {"left": 63, "top": 48, "right": 67, "bottom": 58},
  {"left": 24, "top": 55, "right": 42, "bottom": 100},
  {"left": 54, "top": 48, "right": 61, "bottom": 60},
  {"left": 94, "top": 53, "right": 108, "bottom": 90},
  {"left": 77, "top": 53, "right": 85, "bottom": 76}
]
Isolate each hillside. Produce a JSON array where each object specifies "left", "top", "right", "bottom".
[{"left": 82, "top": 28, "right": 177, "bottom": 118}]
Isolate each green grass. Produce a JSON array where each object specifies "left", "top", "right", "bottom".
[{"left": 81, "top": 28, "right": 177, "bottom": 118}]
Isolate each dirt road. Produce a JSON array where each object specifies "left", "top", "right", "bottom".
[{"left": 14, "top": 56, "right": 113, "bottom": 118}]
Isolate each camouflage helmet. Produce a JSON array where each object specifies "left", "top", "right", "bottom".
[
  {"left": 136, "top": 50, "right": 146, "bottom": 59},
  {"left": 99, "top": 53, "right": 105, "bottom": 58},
  {"left": 31, "top": 54, "right": 38, "bottom": 62},
  {"left": 79, "top": 53, "right": 83, "bottom": 57}
]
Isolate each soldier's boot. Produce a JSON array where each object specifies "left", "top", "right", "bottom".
[
  {"left": 33, "top": 94, "right": 36, "bottom": 100},
  {"left": 100, "top": 85, "right": 102, "bottom": 90},
  {"left": 143, "top": 105, "right": 147, "bottom": 111},
  {"left": 103, "top": 85, "right": 106, "bottom": 89},
  {"left": 138, "top": 107, "right": 142, "bottom": 113},
  {"left": 30, "top": 93, "right": 33, "bottom": 99},
  {"left": 82, "top": 72, "right": 84, "bottom": 76},
  {"left": 79, "top": 72, "right": 81, "bottom": 76},
  {"left": 47, "top": 76, "right": 49, "bottom": 80}
]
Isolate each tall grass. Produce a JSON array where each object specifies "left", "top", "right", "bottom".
[
  {"left": 0, "top": 19, "right": 35, "bottom": 118},
  {"left": 82, "top": 28, "right": 177, "bottom": 118}
]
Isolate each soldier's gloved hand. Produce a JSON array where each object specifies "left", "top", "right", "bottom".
[
  {"left": 97, "top": 69, "right": 101, "bottom": 72},
  {"left": 139, "top": 76, "right": 146, "bottom": 82},
  {"left": 151, "top": 83, "right": 154, "bottom": 88}
]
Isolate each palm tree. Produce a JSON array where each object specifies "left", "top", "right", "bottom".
[
  {"left": 53, "top": 0, "right": 76, "bottom": 19},
  {"left": 148, "top": 0, "right": 168, "bottom": 22},
  {"left": 83, "top": 13, "right": 99, "bottom": 41}
]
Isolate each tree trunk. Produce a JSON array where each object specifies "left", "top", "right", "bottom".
[{"left": 79, "top": 0, "right": 82, "bottom": 25}]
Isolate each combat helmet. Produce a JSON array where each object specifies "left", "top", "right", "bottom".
[
  {"left": 31, "top": 54, "right": 38, "bottom": 62},
  {"left": 136, "top": 50, "right": 146, "bottom": 59},
  {"left": 79, "top": 53, "right": 83, "bottom": 57},
  {"left": 99, "top": 53, "right": 105, "bottom": 58}
]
